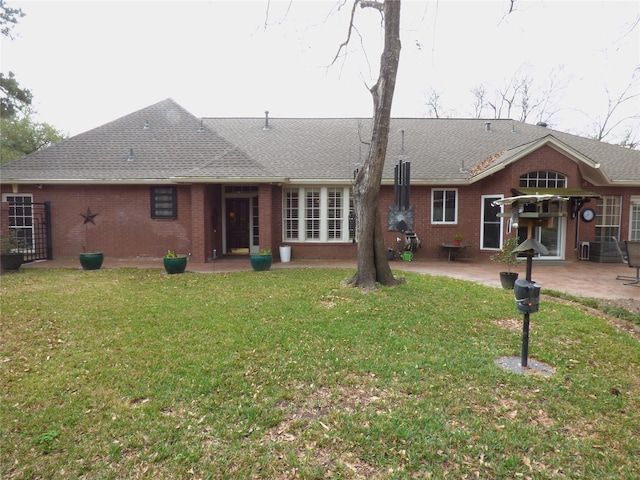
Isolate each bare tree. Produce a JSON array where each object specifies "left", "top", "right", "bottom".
[
  {"left": 468, "top": 66, "right": 565, "bottom": 124},
  {"left": 470, "top": 85, "right": 487, "bottom": 119},
  {"left": 589, "top": 67, "right": 640, "bottom": 145},
  {"left": 334, "top": 0, "right": 402, "bottom": 290},
  {"left": 426, "top": 88, "right": 443, "bottom": 118}
]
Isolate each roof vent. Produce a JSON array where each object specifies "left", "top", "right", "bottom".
[
  {"left": 197, "top": 118, "right": 205, "bottom": 132},
  {"left": 536, "top": 121, "right": 548, "bottom": 128},
  {"left": 484, "top": 121, "right": 491, "bottom": 132},
  {"left": 263, "top": 110, "right": 270, "bottom": 131},
  {"left": 127, "top": 148, "right": 135, "bottom": 162},
  {"left": 143, "top": 120, "right": 150, "bottom": 130}
]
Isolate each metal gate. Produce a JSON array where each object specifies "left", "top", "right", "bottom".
[{"left": 8, "top": 201, "right": 52, "bottom": 262}]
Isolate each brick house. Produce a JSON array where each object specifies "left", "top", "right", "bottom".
[{"left": 1, "top": 98, "right": 639, "bottom": 264}]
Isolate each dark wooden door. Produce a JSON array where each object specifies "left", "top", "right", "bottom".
[{"left": 226, "top": 198, "right": 250, "bottom": 250}]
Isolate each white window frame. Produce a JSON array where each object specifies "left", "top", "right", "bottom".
[
  {"left": 519, "top": 171, "right": 567, "bottom": 188},
  {"left": 595, "top": 195, "right": 622, "bottom": 242},
  {"left": 283, "top": 186, "right": 351, "bottom": 242},
  {"left": 630, "top": 196, "right": 640, "bottom": 241},
  {"left": 481, "top": 194, "right": 503, "bottom": 250},
  {"left": 2, "top": 193, "right": 34, "bottom": 252},
  {"left": 431, "top": 188, "right": 458, "bottom": 224}
]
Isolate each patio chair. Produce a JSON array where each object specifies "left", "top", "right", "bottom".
[
  {"left": 612, "top": 237, "right": 634, "bottom": 281},
  {"left": 622, "top": 241, "right": 640, "bottom": 286},
  {"left": 612, "top": 237, "right": 628, "bottom": 263}
]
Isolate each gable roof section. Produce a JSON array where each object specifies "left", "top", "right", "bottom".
[
  {"left": 468, "top": 135, "right": 610, "bottom": 185},
  {"left": 0, "top": 99, "right": 273, "bottom": 184}
]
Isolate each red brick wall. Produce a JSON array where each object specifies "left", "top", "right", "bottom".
[
  {"left": 1, "top": 145, "right": 636, "bottom": 263},
  {"left": 0, "top": 184, "right": 199, "bottom": 259}
]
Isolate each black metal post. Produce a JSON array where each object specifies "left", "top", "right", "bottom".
[
  {"left": 521, "top": 313, "right": 530, "bottom": 367},
  {"left": 521, "top": 253, "right": 534, "bottom": 367}
]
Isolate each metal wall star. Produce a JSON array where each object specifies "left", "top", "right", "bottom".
[{"left": 80, "top": 207, "right": 98, "bottom": 225}]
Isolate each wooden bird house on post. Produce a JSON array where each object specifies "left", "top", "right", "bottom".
[{"left": 494, "top": 194, "right": 569, "bottom": 369}]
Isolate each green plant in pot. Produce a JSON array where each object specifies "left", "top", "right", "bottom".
[
  {"left": 490, "top": 236, "right": 522, "bottom": 289},
  {"left": 250, "top": 248, "right": 272, "bottom": 271},
  {"left": 453, "top": 233, "right": 463, "bottom": 246},
  {"left": 79, "top": 207, "right": 103, "bottom": 270},
  {"left": 163, "top": 250, "right": 188, "bottom": 274},
  {"left": 0, "top": 229, "right": 24, "bottom": 273}
]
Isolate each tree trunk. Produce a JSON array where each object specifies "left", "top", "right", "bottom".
[{"left": 346, "top": 0, "right": 402, "bottom": 291}]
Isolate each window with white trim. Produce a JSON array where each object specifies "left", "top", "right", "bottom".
[
  {"left": 481, "top": 195, "right": 503, "bottom": 249},
  {"left": 595, "top": 195, "right": 621, "bottom": 242},
  {"left": 2, "top": 194, "right": 33, "bottom": 250},
  {"left": 283, "top": 187, "right": 351, "bottom": 242},
  {"left": 284, "top": 189, "right": 299, "bottom": 240},
  {"left": 630, "top": 196, "right": 640, "bottom": 241},
  {"left": 432, "top": 189, "right": 457, "bottom": 224},
  {"left": 519, "top": 171, "right": 567, "bottom": 188},
  {"left": 327, "top": 188, "right": 343, "bottom": 240},
  {"left": 306, "top": 189, "right": 321, "bottom": 240}
]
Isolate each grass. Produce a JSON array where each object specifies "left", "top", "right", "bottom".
[
  {"left": 544, "top": 289, "right": 640, "bottom": 326},
  {"left": 1, "top": 267, "right": 639, "bottom": 479}
]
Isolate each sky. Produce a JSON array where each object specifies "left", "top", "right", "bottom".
[{"left": 1, "top": 0, "right": 639, "bottom": 140}]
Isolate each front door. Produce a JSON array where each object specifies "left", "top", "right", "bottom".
[{"left": 226, "top": 198, "right": 250, "bottom": 253}]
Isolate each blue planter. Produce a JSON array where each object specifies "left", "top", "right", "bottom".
[
  {"left": 79, "top": 252, "right": 104, "bottom": 270},
  {"left": 250, "top": 254, "right": 272, "bottom": 271},
  {"left": 164, "top": 256, "right": 188, "bottom": 274}
]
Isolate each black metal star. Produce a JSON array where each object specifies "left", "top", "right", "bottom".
[{"left": 80, "top": 207, "right": 98, "bottom": 225}]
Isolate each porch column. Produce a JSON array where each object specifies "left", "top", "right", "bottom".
[
  {"left": 190, "top": 184, "right": 206, "bottom": 263},
  {"left": 258, "top": 184, "right": 274, "bottom": 251}
]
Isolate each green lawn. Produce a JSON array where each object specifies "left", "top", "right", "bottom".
[{"left": 1, "top": 268, "right": 638, "bottom": 479}]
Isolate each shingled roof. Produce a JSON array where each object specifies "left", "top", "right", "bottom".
[
  {"left": 0, "top": 99, "right": 271, "bottom": 183},
  {"left": 205, "top": 117, "right": 640, "bottom": 186},
  {"left": 2, "top": 99, "right": 638, "bottom": 186}
]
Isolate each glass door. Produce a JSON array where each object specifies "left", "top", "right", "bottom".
[{"left": 517, "top": 200, "right": 565, "bottom": 260}]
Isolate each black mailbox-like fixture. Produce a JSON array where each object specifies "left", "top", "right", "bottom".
[{"left": 514, "top": 279, "right": 541, "bottom": 314}]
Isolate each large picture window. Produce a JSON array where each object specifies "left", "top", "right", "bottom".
[
  {"left": 151, "top": 187, "right": 177, "bottom": 219},
  {"left": 283, "top": 187, "right": 351, "bottom": 242},
  {"left": 432, "top": 189, "right": 457, "bottom": 224}
]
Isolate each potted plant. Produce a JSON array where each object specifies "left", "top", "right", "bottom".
[
  {"left": 0, "top": 229, "right": 24, "bottom": 273},
  {"left": 453, "top": 233, "right": 463, "bottom": 246},
  {"left": 490, "top": 236, "right": 522, "bottom": 289},
  {"left": 163, "top": 250, "right": 188, "bottom": 274},
  {"left": 79, "top": 207, "right": 103, "bottom": 270},
  {"left": 250, "top": 248, "right": 272, "bottom": 271}
]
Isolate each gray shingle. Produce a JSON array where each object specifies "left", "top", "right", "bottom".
[{"left": 2, "top": 100, "right": 638, "bottom": 185}]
